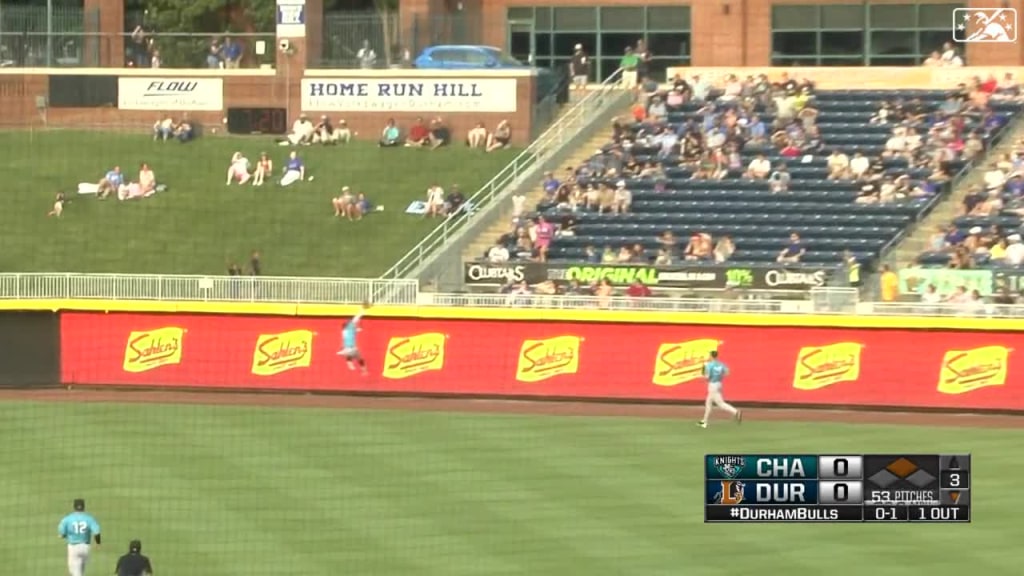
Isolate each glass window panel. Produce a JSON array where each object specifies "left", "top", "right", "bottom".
[
  {"left": 553, "top": 33, "right": 597, "bottom": 58},
  {"left": 868, "top": 56, "right": 920, "bottom": 66},
  {"left": 773, "top": 31, "right": 817, "bottom": 56},
  {"left": 599, "top": 7, "right": 644, "bottom": 31},
  {"left": 870, "top": 30, "right": 916, "bottom": 55},
  {"left": 535, "top": 57, "right": 554, "bottom": 69},
  {"left": 509, "top": 31, "right": 533, "bottom": 59},
  {"left": 822, "top": 4, "right": 864, "bottom": 29},
  {"left": 599, "top": 58, "right": 621, "bottom": 81},
  {"left": 821, "top": 31, "right": 864, "bottom": 56},
  {"left": 870, "top": 5, "right": 917, "bottom": 29},
  {"left": 772, "top": 6, "right": 819, "bottom": 30},
  {"left": 772, "top": 56, "right": 821, "bottom": 66},
  {"left": 534, "top": 7, "right": 552, "bottom": 31},
  {"left": 822, "top": 57, "right": 867, "bottom": 66},
  {"left": 920, "top": 3, "right": 963, "bottom": 29},
  {"left": 507, "top": 7, "right": 533, "bottom": 21},
  {"left": 535, "top": 34, "right": 553, "bottom": 58},
  {"left": 647, "top": 58, "right": 680, "bottom": 82},
  {"left": 553, "top": 7, "right": 597, "bottom": 31},
  {"left": 919, "top": 30, "right": 955, "bottom": 55},
  {"left": 647, "top": 6, "right": 691, "bottom": 30},
  {"left": 600, "top": 33, "right": 638, "bottom": 59},
  {"left": 646, "top": 32, "right": 690, "bottom": 58}
]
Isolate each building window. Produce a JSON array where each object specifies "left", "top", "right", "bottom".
[
  {"left": 771, "top": 3, "right": 962, "bottom": 66},
  {"left": 506, "top": 6, "right": 690, "bottom": 82}
]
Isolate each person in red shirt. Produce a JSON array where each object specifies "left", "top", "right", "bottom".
[
  {"left": 626, "top": 279, "right": 652, "bottom": 298},
  {"left": 979, "top": 74, "right": 998, "bottom": 94},
  {"left": 406, "top": 117, "right": 430, "bottom": 147}
]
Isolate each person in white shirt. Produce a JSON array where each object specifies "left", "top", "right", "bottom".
[
  {"left": 356, "top": 40, "right": 377, "bottom": 69},
  {"left": 487, "top": 243, "right": 510, "bottom": 263},
  {"left": 613, "top": 181, "right": 632, "bottom": 213},
  {"left": 511, "top": 191, "right": 526, "bottom": 224},
  {"left": 425, "top": 184, "right": 445, "bottom": 218},
  {"left": 286, "top": 114, "right": 315, "bottom": 146},
  {"left": 850, "top": 153, "right": 870, "bottom": 179},
  {"left": 225, "top": 152, "right": 251, "bottom": 185},
  {"left": 940, "top": 42, "right": 962, "bottom": 66},
  {"left": 719, "top": 75, "right": 743, "bottom": 102},
  {"left": 827, "top": 150, "right": 850, "bottom": 179},
  {"left": 744, "top": 155, "right": 771, "bottom": 179},
  {"left": 1006, "top": 234, "right": 1024, "bottom": 266},
  {"left": 884, "top": 131, "right": 906, "bottom": 156},
  {"left": 467, "top": 122, "right": 488, "bottom": 148},
  {"left": 984, "top": 164, "right": 1007, "bottom": 191},
  {"left": 920, "top": 284, "right": 943, "bottom": 305}
]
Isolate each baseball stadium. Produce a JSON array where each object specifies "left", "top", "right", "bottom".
[{"left": 0, "top": 0, "right": 1022, "bottom": 574}]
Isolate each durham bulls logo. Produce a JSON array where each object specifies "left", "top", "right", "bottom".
[
  {"left": 714, "top": 481, "right": 746, "bottom": 505},
  {"left": 714, "top": 456, "right": 746, "bottom": 479}
]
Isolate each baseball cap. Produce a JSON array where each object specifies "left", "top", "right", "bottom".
[
  {"left": 130, "top": 540, "right": 142, "bottom": 553},
  {"left": 73, "top": 498, "right": 85, "bottom": 511}
]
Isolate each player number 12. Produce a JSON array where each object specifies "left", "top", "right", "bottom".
[{"left": 71, "top": 521, "right": 88, "bottom": 534}]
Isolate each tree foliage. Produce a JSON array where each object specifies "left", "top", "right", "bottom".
[{"left": 142, "top": 0, "right": 275, "bottom": 67}]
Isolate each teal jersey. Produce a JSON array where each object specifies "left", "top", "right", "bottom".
[
  {"left": 704, "top": 360, "right": 729, "bottom": 385},
  {"left": 59, "top": 511, "right": 100, "bottom": 545},
  {"left": 342, "top": 311, "right": 365, "bottom": 348}
]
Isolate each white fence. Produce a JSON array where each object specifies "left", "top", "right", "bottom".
[
  {"left": 1, "top": 273, "right": 1023, "bottom": 318},
  {"left": 0, "top": 273, "right": 419, "bottom": 305}
]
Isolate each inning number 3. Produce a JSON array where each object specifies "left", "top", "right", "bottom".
[{"left": 948, "top": 473, "right": 961, "bottom": 487}]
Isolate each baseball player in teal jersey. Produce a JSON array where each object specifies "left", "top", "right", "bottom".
[
  {"left": 698, "top": 351, "right": 742, "bottom": 429},
  {"left": 337, "top": 302, "right": 370, "bottom": 375},
  {"left": 59, "top": 498, "right": 102, "bottom": 576}
]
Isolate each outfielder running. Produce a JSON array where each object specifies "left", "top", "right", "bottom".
[
  {"left": 337, "top": 302, "right": 370, "bottom": 375},
  {"left": 698, "top": 350, "right": 742, "bottom": 428},
  {"left": 59, "top": 498, "right": 101, "bottom": 576}
]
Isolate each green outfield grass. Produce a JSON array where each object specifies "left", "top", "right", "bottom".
[
  {"left": 0, "top": 400, "right": 1016, "bottom": 575},
  {"left": 0, "top": 131, "right": 516, "bottom": 277}
]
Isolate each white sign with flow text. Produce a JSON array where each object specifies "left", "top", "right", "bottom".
[
  {"left": 118, "top": 78, "right": 224, "bottom": 111},
  {"left": 300, "top": 78, "right": 517, "bottom": 113}
]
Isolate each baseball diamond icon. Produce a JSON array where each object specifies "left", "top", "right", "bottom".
[{"left": 868, "top": 457, "right": 936, "bottom": 489}]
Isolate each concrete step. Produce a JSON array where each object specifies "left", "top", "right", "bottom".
[{"left": 462, "top": 130, "right": 616, "bottom": 261}]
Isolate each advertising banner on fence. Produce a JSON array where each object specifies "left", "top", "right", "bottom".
[
  {"left": 60, "top": 312, "right": 1024, "bottom": 410},
  {"left": 300, "top": 78, "right": 517, "bottom": 113},
  {"left": 464, "top": 262, "right": 837, "bottom": 290},
  {"left": 276, "top": 0, "right": 306, "bottom": 38},
  {"left": 118, "top": 78, "right": 225, "bottom": 111},
  {"left": 898, "top": 268, "right": 994, "bottom": 296}
]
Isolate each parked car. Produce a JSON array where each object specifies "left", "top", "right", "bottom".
[
  {"left": 414, "top": 45, "right": 562, "bottom": 100},
  {"left": 414, "top": 45, "right": 527, "bottom": 70}
]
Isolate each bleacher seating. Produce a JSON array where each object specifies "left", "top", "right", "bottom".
[{"left": 494, "top": 85, "right": 1022, "bottom": 274}]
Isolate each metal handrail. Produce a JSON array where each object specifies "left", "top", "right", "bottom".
[{"left": 380, "top": 69, "right": 626, "bottom": 280}]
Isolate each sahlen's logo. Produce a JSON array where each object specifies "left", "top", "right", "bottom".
[
  {"left": 382, "top": 333, "right": 446, "bottom": 379},
  {"left": 953, "top": 8, "right": 1017, "bottom": 43},
  {"left": 938, "top": 346, "right": 1010, "bottom": 394},
  {"left": 251, "top": 330, "right": 314, "bottom": 376},
  {"left": 515, "top": 336, "right": 582, "bottom": 383},
  {"left": 123, "top": 327, "right": 185, "bottom": 373},
  {"left": 793, "top": 342, "right": 862, "bottom": 390}
]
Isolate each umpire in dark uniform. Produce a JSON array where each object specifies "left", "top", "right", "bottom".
[{"left": 115, "top": 540, "right": 153, "bottom": 576}]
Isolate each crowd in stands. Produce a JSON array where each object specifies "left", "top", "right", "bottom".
[{"left": 484, "top": 65, "right": 1013, "bottom": 297}]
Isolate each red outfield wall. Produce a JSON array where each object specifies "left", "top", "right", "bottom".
[{"left": 59, "top": 312, "right": 1022, "bottom": 411}]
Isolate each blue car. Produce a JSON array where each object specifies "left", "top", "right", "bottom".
[{"left": 414, "top": 45, "right": 528, "bottom": 70}]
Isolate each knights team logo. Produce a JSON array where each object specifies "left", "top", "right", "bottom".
[
  {"left": 714, "top": 456, "right": 746, "bottom": 479},
  {"left": 953, "top": 8, "right": 1017, "bottom": 43},
  {"left": 714, "top": 481, "right": 746, "bottom": 505}
]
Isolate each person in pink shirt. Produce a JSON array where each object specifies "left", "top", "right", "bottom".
[
  {"left": 533, "top": 215, "right": 555, "bottom": 262},
  {"left": 118, "top": 163, "right": 157, "bottom": 201}
]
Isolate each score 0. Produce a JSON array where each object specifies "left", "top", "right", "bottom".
[{"left": 818, "top": 456, "right": 865, "bottom": 505}]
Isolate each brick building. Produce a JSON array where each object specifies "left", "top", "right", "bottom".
[{"left": 400, "top": 0, "right": 1024, "bottom": 81}]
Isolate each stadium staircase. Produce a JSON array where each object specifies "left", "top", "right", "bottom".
[
  {"left": 883, "top": 115, "right": 1024, "bottom": 270},
  {"left": 461, "top": 128, "right": 623, "bottom": 263}
]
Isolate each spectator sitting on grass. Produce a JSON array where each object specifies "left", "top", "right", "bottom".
[
  {"left": 252, "top": 152, "right": 272, "bottom": 186},
  {"left": 425, "top": 184, "right": 445, "bottom": 218},
  {"left": 428, "top": 117, "right": 450, "bottom": 149},
  {"left": 335, "top": 119, "right": 352, "bottom": 143},
  {"left": 174, "top": 116, "right": 195, "bottom": 143},
  {"left": 486, "top": 120, "right": 511, "bottom": 152},
  {"left": 281, "top": 114, "right": 314, "bottom": 146},
  {"left": 280, "top": 151, "right": 305, "bottom": 187},
  {"left": 467, "top": 122, "right": 487, "bottom": 148},
  {"left": 332, "top": 186, "right": 355, "bottom": 220},
  {"left": 96, "top": 165, "right": 124, "bottom": 200},
  {"left": 379, "top": 119, "right": 401, "bottom": 147},
  {"left": 153, "top": 116, "right": 174, "bottom": 141},
  {"left": 406, "top": 117, "right": 430, "bottom": 147},
  {"left": 118, "top": 162, "right": 157, "bottom": 201},
  {"left": 225, "top": 152, "right": 251, "bottom": 185},
  {"left": 314, "top": 115, "right": 337, "bottom": 145},
  {"left": 47, "top": 192, "right": 66, "bottom": 218}
]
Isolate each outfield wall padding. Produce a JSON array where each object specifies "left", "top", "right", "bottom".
[{"left": 0, "top": 311, "right": 60, "bottom": 387}]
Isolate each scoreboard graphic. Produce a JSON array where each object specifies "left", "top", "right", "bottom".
[{"left": 704, "top": 454, "right": 971, "bottom": 523}]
